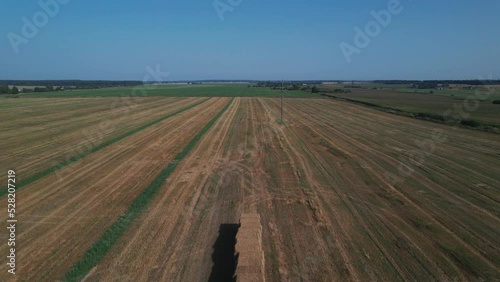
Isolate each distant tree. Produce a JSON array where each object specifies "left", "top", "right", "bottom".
[
  {"left": 492, "top": 100, "right": 500, "bottom": 105},
  {"left": 11, "top": 86, "right": 19, "bottom": 94},
  {"left": 291, "top": 82, "right": 301, "bottom": 90},
  {"left": 311, "top": 86, "right": 319, "bottom": 94},
  {"left": 0, "top": 85, "right": 10, "bottom": 94}
]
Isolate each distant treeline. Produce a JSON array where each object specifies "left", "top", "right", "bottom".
[
  {"left": 0, "top": 80, "right": 143, "bottom": 88},
  {"left": 0, "top": 85, "right": 62, "bottom": 94},
  {"left": 374, "top": 80, "right": 500, "bottom": 86},
  {"left": 317, "top": 87, "right": 352, "bottom": 94},
  {"left": 253, "top": 81, "right": 321, "bottom": 90},
  {"left": 0, "top": 85, "right": 18, "bottom": 94},
  {"left": 148, "top": 80, "right": 330, "bottom": 84}
]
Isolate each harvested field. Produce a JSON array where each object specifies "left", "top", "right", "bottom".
[
  {"left": 0, "top": 97, "right": 207, "bottom": 190},
  {"left": 0, "top": 97, "right": 499, "bottom": 281},
  {"left": 326, "top": 88, "right": 500, "bottom": 128},
  {"left": 0, "top": 97, "right": 229, "bottom": 280}
]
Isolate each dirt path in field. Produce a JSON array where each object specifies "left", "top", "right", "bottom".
[
  {"left": 0, "top": 98, "right": 230, "bottom": 281},
  {"left": 254, "top": 98, "right": 358, "bottom": 281}
]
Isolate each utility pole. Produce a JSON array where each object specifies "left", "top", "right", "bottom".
[{"left": 280, "top": 80, "right": 283, "bottom": 123}]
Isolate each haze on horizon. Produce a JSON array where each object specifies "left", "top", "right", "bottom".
[{"left": 1, "top": 0, "right": 499, "bottom": 81}]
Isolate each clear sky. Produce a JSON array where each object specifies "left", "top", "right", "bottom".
[{"left": 1, "top": 0, "right": 499, "bottom": 81}]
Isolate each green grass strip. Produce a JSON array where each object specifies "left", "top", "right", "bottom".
[
  {"left": 321, "top": 93, "right": 500, "bottom": 133},
  {"left": 63, "top": 98, "right": 233, "bottom": 281},
  {"left": 1, "top": 98, "right": 210, "bottom": 197}
]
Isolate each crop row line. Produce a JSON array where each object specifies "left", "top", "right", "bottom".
[
  {"left": 63, "top": 98, "right": 234, "bottom": 281},
  {"left": 1, "top": 98, "right": 210, "bottom": 197}
]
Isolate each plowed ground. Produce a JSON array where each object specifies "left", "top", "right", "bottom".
[{"left": 1, "top": 97, "right": 499, "bottom": 281}]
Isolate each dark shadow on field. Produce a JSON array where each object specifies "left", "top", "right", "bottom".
[{"left": 208, "top": 224, "right": 240, "bottom": 282}]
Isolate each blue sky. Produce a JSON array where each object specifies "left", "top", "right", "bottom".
[{"left": 1, "top": 0, "right": 499, "bottom": 80}]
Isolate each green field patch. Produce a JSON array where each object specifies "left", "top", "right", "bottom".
[{"left": 18, "top": 84, "right": 316, "bottom": 98}]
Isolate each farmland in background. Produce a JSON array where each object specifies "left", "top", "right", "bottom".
[
  {"left": 318, "top": 85, "right": 500, "bottom": 129},
  {"left": 15, "top": 84, "right": 314, "bottom": 98}
]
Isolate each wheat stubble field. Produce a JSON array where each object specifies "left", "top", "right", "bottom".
[{"left": 0, "top": 96, "right": 499, "bottom": 281}]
